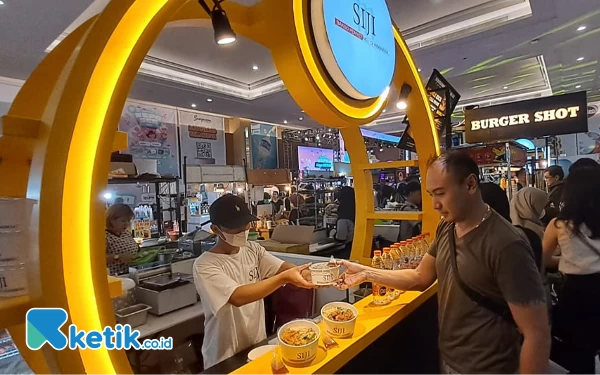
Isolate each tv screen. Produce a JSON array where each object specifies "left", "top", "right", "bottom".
[{"left": 298, "top": 146, "right": 334, "bottom": 171}]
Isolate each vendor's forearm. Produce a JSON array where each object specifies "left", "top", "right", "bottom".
[
  {"left": 228, "top": 273, "right": 286, "bottom": 307},
  {"left": 366, "top": 268, "right": 428, "bottom": 292}
]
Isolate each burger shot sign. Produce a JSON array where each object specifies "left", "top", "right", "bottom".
[{"left": 465, "top": 92, "right": 588, "bottom": 143}]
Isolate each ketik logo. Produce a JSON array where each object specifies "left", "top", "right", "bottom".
[
  {"left": 352, "top": 3, "right": 376, "bottom": 36},
  {"left": 465, "top": 91, "right": 588, "bottom": 143}
]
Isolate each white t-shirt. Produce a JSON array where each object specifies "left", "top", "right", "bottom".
[
  {"left": 557, "top": 222, "right": 600, "bottom": 275},
  {"left": 193, "top": 242, "right": 284, "bottom": 369}
]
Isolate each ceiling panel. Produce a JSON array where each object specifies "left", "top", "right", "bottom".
[
  {"left": 149, "top": 27, "right": 276, "bottom": 85},
  {"left": 0, "top": 0, "right": 93, "bottom": 79},
  {"left": 391, "top": 0, "right": 494, "bottom": 31},
  {"left": 128, "top": 75, "right": 321, "bottom": 129}
]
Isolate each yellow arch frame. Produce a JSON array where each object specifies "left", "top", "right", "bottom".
[{"left": 0, "top": 0, "right": 439, "bottom": 373}]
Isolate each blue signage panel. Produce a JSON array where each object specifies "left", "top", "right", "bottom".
[
  {"left": 322, "top": 0, "right": 395, "bottom": 98},
  {"left": 361, "top": 128, "right": 401, "bottom": 143}
]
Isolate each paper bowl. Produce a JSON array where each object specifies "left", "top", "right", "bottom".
[
  {"left": 309, "top": 262, "right": 339, "bottom": 285},
  {"left": 321, "top": 302, "right": 358, "bottom": 338},
  {"left": 277, "top": 319, "right": 320, "bottom": 366}
]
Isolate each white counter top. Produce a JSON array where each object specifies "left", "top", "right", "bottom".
[{"left": 137, "top": 301, "right": 204, "bottom": 339}]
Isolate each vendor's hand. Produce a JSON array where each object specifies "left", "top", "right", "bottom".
[
  {"left": 282, "top": 264, "right": 316, "bottom": 289},
  {"left": 334, "top": 260, "right": 370, "bottom": 290},
  {"left": 118, "top": 253, "right": 136, "bottom": 264},
  {"left": 299, "top": 266, "right": 328, "bottom": 289}
]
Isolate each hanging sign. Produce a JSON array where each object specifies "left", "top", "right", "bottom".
[
  {"left": 398, "top": 70, "right": 460, "bottom": 151},
  {"left": 311, "top": 0, "right": 396, "bottom": 99},
  {"left": 465, "top": 92, "right": 588, "bottom": 144}
]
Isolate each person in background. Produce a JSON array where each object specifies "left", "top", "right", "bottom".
[
  {"left": 511, "top": 188, "right": 548, "bottom": 241},
  {"left": 105, "top": 204, "right": 138, "bottom": 276},
  {"left": 397, "top": 181, "right": 422, "bottom": 241},
  {"left": 271, "top": 190, "right": 284, "bottom": 217},
  {"left": 336, "top": 151, "right": 550, "bottom": 374},
  {"left": 333, "top": 187, "right": 355, "bottom": 259},
  {"left": 542, "top": 165, "right": 565, "bottom": 224},
  {"left": 568, "top": 157, "right": 599, "bottom": 174},
  {"left": 480, "top": 182, "right": 511, "bottom": 221},
  {"left": 193, "top": 194, "right": 315, "bottom": 369},
  {"left": 480, "top": 183, "right": 545, "bottom": 270},
  {"left": 516, "top": 168, "right": 527, "bottom": 190},
  {"left": 542, "top": 166, "right": 600, "bottom": 374}
]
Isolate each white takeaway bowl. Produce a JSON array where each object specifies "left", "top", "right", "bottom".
[
  {"left": 277, "top": 319, "right": 320, "bottom": 366},
  {"left": 321, "top": 301, "right": 358, "bottom": 338}
]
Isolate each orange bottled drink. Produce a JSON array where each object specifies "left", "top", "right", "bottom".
[{"left": 371, "top": 251, "right": 390, "bottom": 305}]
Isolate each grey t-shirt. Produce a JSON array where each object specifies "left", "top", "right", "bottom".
[{"left": 428, "top": 210, "right": 546, "bottom": 374}]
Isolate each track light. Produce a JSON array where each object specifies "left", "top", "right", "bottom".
[
  {"left": 198, "top": 0, "right": 236, "bottom": 45},
  {"left": 396, "top": 83, "right": 412, "bottom": 110}
]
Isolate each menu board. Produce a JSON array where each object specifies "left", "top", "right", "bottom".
[
  {"left": 398, "top": 70, "right": 460, "bottom": 152},
  {"left": 178, "top": 110, "right": 226, "bottom": 167}
]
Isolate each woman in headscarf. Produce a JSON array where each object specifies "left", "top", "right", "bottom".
[{"left": 511, "top": 187, "right": 548, "bottom": 240}]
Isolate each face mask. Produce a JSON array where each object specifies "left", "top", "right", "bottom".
[{"left": 218, "top": 228, "right": 249, "bottom": 247}]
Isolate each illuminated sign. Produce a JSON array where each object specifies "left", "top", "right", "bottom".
[
  {"left": 311, "top": 0, "right": 395, "bottom": 99},
  {"left": 465, "top": 92, "right": 588, "bottom": 143},
  {"left": 360, "top": 128, "right": 401, "bottom": 143}
]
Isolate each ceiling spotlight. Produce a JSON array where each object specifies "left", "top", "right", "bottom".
[
  {"left": 252, "top": 65, "right": 259, "bottom": 71},
  {"left": 0, "top": 1, "right": 5, "bottom": 5},
  {"left": 304, "top": 137, "right": 309, "bottom": 141},
  {"left": 418, "top": 68, "right": 422, "bottom": 72},
  {"left": 577, "top": 57, "right": 585, "bottom": 61},
  {"left": 191, "top": 103, "right": 197, "bottom": 108},
  {"left": 283, "top": 120, "right": 288, "bottom": 124},
  {"left": 379, "top": 148, "right": 384, "bottom": 152},
  {"left": 503, "top": 86, "right": 508, "bottom": 90},
  {"left": 576, "top": 85, "right": 582, "bottom": 89},
  {"left": 198, "top": 0, "right": 237, "bottom": 45},
  {"left": 206, "top": 98, "right": 213, "bottom": 102},
  {"left": 382, "top": 109, "right": 387, "bottom": 113},
  {"left": 102, "top": 192, "right": 113, "bottom": 201},
  {"left": 577, "top": 25, "right": 587, "bottom": 32},
  {"left": 396, "top": 83, "right": 412, "bottom": 110},
  {"left": 299, "top": 117, "right": 304, "bottom": 121}
]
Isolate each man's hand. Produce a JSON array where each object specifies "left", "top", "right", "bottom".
[
  {"left": 281, "top": 264, "right": 316, "bottom": 289},
  {"left": 334, "top": 260, "right": 370, "bottom": 290}
]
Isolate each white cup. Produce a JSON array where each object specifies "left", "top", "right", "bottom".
[
  {"left": 0, "top": 231, "right": 29, "bottom": 264},
  {"left": 0, "top": 198, "right": 36, "bottom": 232},
  {"left": 266, "top": 221, "right": 272, "bottom": 229},
  {"left": 0, "top": 262, "right": 28, "bottom": 297}
]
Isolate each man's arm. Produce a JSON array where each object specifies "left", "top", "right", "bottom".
[
  {"left": 509, "top": 302, "right": 551, "bottom": 374},
  {"left": 369, "top": 254, "right": 437, "bottom": 291},
  {"left": 337, "top": 254, "right": 437, "bottom": 292}
]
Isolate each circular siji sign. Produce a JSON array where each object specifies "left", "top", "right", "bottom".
[{"left": 311, "top": 0, "right": 396, "bottom": 100}]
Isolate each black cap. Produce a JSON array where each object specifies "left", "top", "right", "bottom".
[{"left": 209, "top": 194, "right": 258, "bottom": 229}]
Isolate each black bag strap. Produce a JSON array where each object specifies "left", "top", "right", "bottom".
[{"left": 448, "top": 224, "right": 516, "bottom": 326}]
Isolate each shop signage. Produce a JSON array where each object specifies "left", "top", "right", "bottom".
[
  {"left": 140, "top": 193, "right": 156, "bottom": 204},
  {"left": 178, "top": 110, "right": 226, "bottom": 167},
  {"left": 465, "top": 92, "right": 588, "bottom": 143},
  {"left": 311, "top": 0, "right": 395, "bottom": 99}
]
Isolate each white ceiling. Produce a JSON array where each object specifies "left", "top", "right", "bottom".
[{"left": 1, "top": 0, "right": 600, "bottom": 134}]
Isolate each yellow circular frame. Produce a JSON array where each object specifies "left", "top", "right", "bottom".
[{"left": 1, "top": 0, "right": 440, "bottom": 373}]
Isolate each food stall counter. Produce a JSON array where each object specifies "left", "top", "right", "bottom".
[{"left": 229, "top": 284, "right": 438, "bottom": 374}]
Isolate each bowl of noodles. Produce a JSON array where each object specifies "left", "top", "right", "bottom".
[
  {"left": 277, "top": 320, "right": 320, "bottom": 365},
  {"left": 309, "top": 259, "right": 340, "bottom": 285},
  {"left": 321, "top": 302, "right": 358, "bottom": 338}
]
